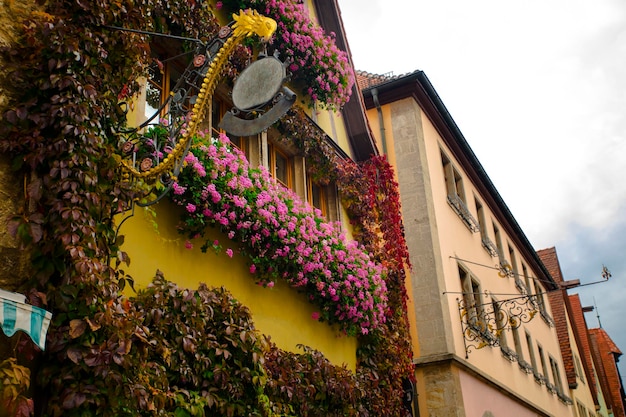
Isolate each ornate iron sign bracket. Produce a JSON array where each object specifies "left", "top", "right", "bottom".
[
  {"left": 114, "top": 10, "right": 278, "bottom": 207},
  {"left": 457, "top": 294, "right": 538, "bottom": 358}
]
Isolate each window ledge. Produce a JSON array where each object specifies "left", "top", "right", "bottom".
[
  {"left": 533, "top": 371, "right": 546, "bottom": 386},
  {"left": 557, "top": 391, "right": 573, "bottom": 405},
  {"left": 500, "top": 346, "right": 518, "bottom": 362},
  {"left": 514, "top": 278, "right": 527, "bottom": 294},
  {"left": 518, "top": 358, "right": 534, "bottom": 374},
  {"left": 481, "top": 237, "right": 499, "bottom": 257},
  {"left": 447, "top": 193, "right": 480, "bottom": 233}
]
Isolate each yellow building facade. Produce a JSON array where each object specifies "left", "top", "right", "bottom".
[{"left": 116, "top": 0, "right": 381, "bottom": 371}]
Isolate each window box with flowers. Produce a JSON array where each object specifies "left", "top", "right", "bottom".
[
  {"left": 168, "top": 129, "right": 388, "bottom": 337},
  {"left": 220, "top": 0, "right": 355, "bottom": 109}
]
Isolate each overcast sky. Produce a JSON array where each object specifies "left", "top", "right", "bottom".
[{"left": 337, "top": 0, "right": 626, "bottom": 377}]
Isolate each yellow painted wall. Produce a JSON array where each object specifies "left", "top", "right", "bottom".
[
  {"left": 118, "top": 1, "right": 360, "bottom": 371},
  {"left": 118, "top": 201, "right": 357, "bottom": 370}
]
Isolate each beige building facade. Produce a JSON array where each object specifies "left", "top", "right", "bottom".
[{"left": 358, "top": 70, "right": 575, "bottom": 417}]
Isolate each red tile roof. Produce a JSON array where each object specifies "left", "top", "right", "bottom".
[
  {"left": 589, "top": 328, "right": 625, "bottom": 417},
  {"left": 355, "top": 69, "right": 424, "bottom": 91},
  {"left": 568, "top": 294, "right": 599, "bottom": 405},
  {"left": 538, "top": 247, "right": 576, "bottom": 387},
  {"left": 355, "top": 70, "right": 394, "bottom": 90}
]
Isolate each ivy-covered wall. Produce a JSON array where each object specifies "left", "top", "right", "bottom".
[{"left": 119, "top": 200, "right": 360, "bottom": 370}]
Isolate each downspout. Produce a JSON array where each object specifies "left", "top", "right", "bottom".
[{"left": 371, "top": 88, "right": 388, "bottom": 156}]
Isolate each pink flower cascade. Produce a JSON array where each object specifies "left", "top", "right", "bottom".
[
  {"left": 222, "top": 0, "right": 355, "bottom": 109},
  {"left": 172, "top": 132, "right": 388, "bottom": 336}
]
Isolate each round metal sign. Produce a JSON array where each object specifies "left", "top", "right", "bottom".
[{"left": 232, "top": 56, "right": 285, "bottom": 111}]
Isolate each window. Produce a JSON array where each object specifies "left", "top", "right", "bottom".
[
  {"left": 442, "top": 151, "right": 479, "bottom": 231},
  {"left": 511, "top": 323, "right": 523, "bottom": 359},
  {"left": 476, "top": 199, "right": 498, "bottom": 257},
  {"left": 511, "top": 325, "right": 532, "bottom": 373},
  {"left": 533, "top": 280, "right": 546, "bottom": 312},
  {"left": 442, "top": 152, "right": 464, "bottom": 200},
  {"left": 306, "top": 172, "right": 340, "bottom": 222},
  {"left": 475, "top": 199, "right": 486, "bottom": 236},
  {"left": 211, "top": 96, "right": 226, "bottom": 135},
  {"left": 146, "top": 59, "right": 170, "bottom": 117},
  {"left": 459, "top": 266, "right": 484, "bottom": 331},
  {"left": 525, "top": 332, "right": 537, "bottom": 370},
  {"left": 550, "top": 355, "right": 564, "bottom": 392},
  {"left": 211, "top": 95, "right": 249, "bottom": 157},
  {"left": 577, "top": 401, "right": 588, "bottom": 417},
  {"left": 508, "top": 244, "right": 525, "bottom": 292},
  {"left": 507, "top": 245, "right": 518, "bottom": 276},
  {"left": 493, "top": 222, "right": 505, "bottom": 260},
  {"left": 307, "top": 178, "right": 328, "bottom": 217},
  {"left": 269, "top": 142, "right": 293, "bottom": 189},
  {"left": 145, "top": 47, "right": 192, "bottom": 120},
  {"left": 574, "top": 354, "right": 585, "bottom": 384},
  {"left": 538, "top": 344, "right": 549, "bottom": 381},
  {"left": 491, "top": 297, "right": 508, "bottom": 350},
  {"left": 522, "top": 263, "right": 531, "bottom": 294}
]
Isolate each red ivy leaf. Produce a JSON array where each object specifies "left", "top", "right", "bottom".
[
  {"left": 29, "top": 223, "right": 42, "bottom": 243},
  {"left": 67, "top": 347, "right": 82, "bottom": 364},
  {"left": 14, "top": 396, "right": 34, "bottom": 417}
]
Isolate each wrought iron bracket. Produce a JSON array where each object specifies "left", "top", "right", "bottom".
[{"left": 457, "top": 294, "right": 539, "bottom": 358}]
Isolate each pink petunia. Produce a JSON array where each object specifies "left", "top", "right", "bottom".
[
  {"left": 226, "top": 248, "right": 233, "bottom": 258},
  {"left": 311, "top": 312, "right": 320, "bottom": 321}
]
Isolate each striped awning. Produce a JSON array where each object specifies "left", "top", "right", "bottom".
[{"left": 0, "top": 289, "right": 52, "bottom": 351}]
